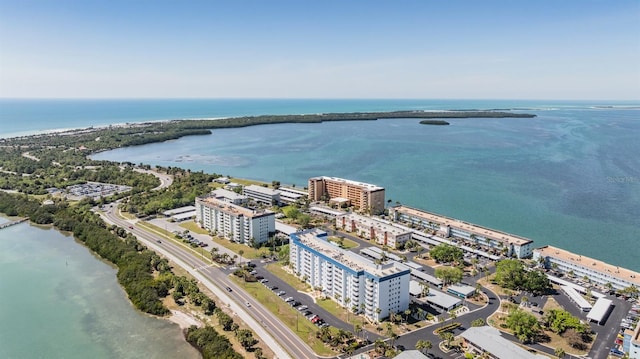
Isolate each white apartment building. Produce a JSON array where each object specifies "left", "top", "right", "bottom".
[
  {"left": 389, "top": 205, "right": 534, "bottom": 259},
  {"left": 533, "top": 245, "right": 640, "bottom": 291},
  {"left": 625, "top": 321, "right": 640, "bottom": 359},
  {"left": 277, "top": 186, "right": 307, "bottom": 205},
  {"left": 335, "top": 213, "right": 411, "bottom": 249},
  {"left": 290, "top": 229, "right": 410, "bottom": 322},
  {"left": 195, "top": 196, "right": 275, "bottom": 245},
  {"left": 243, "top": 184, "right": 280, "bottom": 206}
]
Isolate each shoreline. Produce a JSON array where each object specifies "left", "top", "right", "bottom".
[{"left": 167, "top": 309, "right": 204, "bottom": 329}]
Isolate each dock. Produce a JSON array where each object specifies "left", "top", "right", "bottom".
[{"left": 0, "top": 218, "right": 28, "bottom": 230}]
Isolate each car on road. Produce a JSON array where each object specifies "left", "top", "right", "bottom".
[
  {"left": 225, "top": 287, "right": 232, "bottom": 292},
  {"left": 129, "top": 226, "right": 133, "bottom": 229},
  {"left": 246, "top": 302, "right": 251, "bottom": 307},
  {"left": 156, "top": 240, "right": 162, "bottom": 244}
]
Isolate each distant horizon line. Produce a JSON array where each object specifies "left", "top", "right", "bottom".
[{"left": 1, "top": 97, "right": 639, "bottom": 102}]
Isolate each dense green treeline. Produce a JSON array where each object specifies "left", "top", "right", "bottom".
[
  {"left": 123, "top": 169, "right": 218, "bottom": 215},
  {"left": 1, "top": 110, "right": 535, "bottom": 155},
  {"left": 185, "top": 326, "right": 243, "bottom": 359},
  {"left": 0, "top": 192, "right": 170, "bottom": 314}
]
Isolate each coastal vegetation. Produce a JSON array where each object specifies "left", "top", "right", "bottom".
[{"left": 493, "top": 259, "right": 551, "bottom": 295}]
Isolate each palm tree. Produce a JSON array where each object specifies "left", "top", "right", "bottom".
[
  {"left": 416, "top": 307, "right": 425, "bottom": 321},
  {"left": 554, "top": 347, "right": 565, "bottom": 358},
  {"left": 390, "top": 331, "right": 399, "bottom": 349},
  {"left": 354, "top": 323, "right": 362, "bottom": 340},
  {"left": 420, "top": 281, "right": 430, "bottom": 297},
  {"left": 415, "top": 339, "right": 433, "bottom": 355},
  {"left": 375, "top": 307, "right": 382, "bottom": 322},
  {"left": 345, "top": 297, "right": 351, "bottom": 321},
  {"left": 404, "top": 308, "right": 412, "bottom": 325},
  {"left": 374, "top": 339, "right": 386, "bottom": 355}
]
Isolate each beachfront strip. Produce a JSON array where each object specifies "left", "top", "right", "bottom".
[
  {"left": 195, "top": 195, "right": 275, "bottom": 245},
  {"left": 289, "top": 229, "right": 410, "bottom": 322},
  {"left": 308, "top": 176, "right": 386, "bottom": 215},
  {"left": 534, "top": 245, "right": 640, "bottom": 292},
  {"left": 388, "top": 205, "right": 534, "bottom": 259}
]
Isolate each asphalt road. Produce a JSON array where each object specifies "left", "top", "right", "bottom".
[{"left": 100, "top": 206, "right": 317, "bottom": 359}]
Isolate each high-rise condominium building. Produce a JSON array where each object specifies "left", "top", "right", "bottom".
[
  {"left": 290, "top": 229, "right": 410, "bottom": 322},
  {"left": 308, "top": 176, "right": 385, "bottom": 214},
  {"left": 195, "top": 196, "right": 275, "bottom": 245}
]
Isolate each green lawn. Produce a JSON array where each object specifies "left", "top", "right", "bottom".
[
  {"left": 316, "top": 297, "right": 366, "bottom": 328},
  {"left": 137, "top": 222, "right": 214, "bottom": 264},
  {"left": 230, "top": 278, "right": 334, "bottom": 356},
  {"left": 179, "top": 221, "right": 209, "bottom": 234},
  {"left": 264, "top": 263, "right": 311, "bottom": 292}
]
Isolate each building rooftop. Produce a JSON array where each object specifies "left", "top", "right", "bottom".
[
  {"left": 587, "top": 297, "right": 612, "bottom": 323},
  {"left": 162, "top": 205, "right": 196, "bottom": 216},
  {"left": 423, "top": 288, "right": 461, "bottom": 309},
  {"left": 340, "top": 213, "right": 411, "bottom": 236},
  {"left": 212, "top": 188, "right": 247, "bottom": 201},
  {"left": 393, "top": 350, "right": 428, "bottom": 359},
  {"left": 535, "top": 245, "right": 640, "bottom": 287},
  {"left": 293, "top": 230, "right": 407, "bottom": 278},
  {"left": 460, "top": 326, "right": 548, "bottom": 359},
  {"left": 310, "top": 176, "right": 384, "bottom": 191},
  {"left": 197, "top": 196, "right": 273, "bottom": 218},
  {"left": 393, "top": 205, "right": 532, "bottom": 246},
  {"left": 244, "top": 184, "right": 279, "bottom": 196},
  {"left": 448, "top": 284, "right": 476, "bottom": 297}
]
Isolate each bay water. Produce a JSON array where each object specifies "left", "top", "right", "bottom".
[
  {"left": 0, "top": 219, "right": 200, "bottom": 359},
  {"left": 88, "top": 104, "right": 640, "bottom": 272}
]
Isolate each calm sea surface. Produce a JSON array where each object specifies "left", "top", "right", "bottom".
[
  {"left": 0, "top": 99, "right": 639, "bottom": 356},
  {"left": 1, "top": 99, "right": 639, "bottom": 268},
  {"left": 0, "top": 219, "right": 200, "bottom": 359}
]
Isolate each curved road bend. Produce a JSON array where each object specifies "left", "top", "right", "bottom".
[{"left": 101, "top": 208, "right": 317, "bottom": 359}]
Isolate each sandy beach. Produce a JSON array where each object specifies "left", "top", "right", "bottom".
[{"left": 168, "top": 309, "right": 204, "bottom": 329}]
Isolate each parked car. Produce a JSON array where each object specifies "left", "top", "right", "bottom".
[
  {"left": 284, "top": 297, "right": 294, "bottom": 302},
  {"left": 298, "top": 305, "right": 308, "bottom": 311},
  {"left": 276, "top": 291, "right": 286, "bottom": 296}
]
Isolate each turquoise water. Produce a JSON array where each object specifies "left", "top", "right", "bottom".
[
  {"left": 2, "top": 98, "right": 638, "bottom": 138},
  {"left": 0, "top": 221, "right": 200, "bottom": 359},
  {"left": 1, "top": 99, "right": 638, "bottom": 268},
  {"left": 91, "top": 106, "right": 640, "bottom": 272}
]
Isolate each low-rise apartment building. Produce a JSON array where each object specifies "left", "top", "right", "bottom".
[
  {"left": 195, "top": 196, "right": 275, "bottom": 245},
  {"left": 533, "top": 245, "right": 640, "bottom": 291},
  {"left": 243, "top": 184, "right": 280, "bottom": 206},
  {"left": 389, "top": 205, "right": 534, "bottom": 259},
  {"left": 308, "top": 176, "right": 385, "bottom": 214},
  {"left": 211, "top": 188, "right": 248, "bottom": 205},
  {"left": 277, "top": 186, "right": 307, "bottom": 205},
  {"left": 335, "top": 213, "right": 411, "bottom": 249},
  {"left": 290, "top": 229, "right": 410, "bottom": 322}
]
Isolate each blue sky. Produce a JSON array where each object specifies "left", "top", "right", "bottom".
[{"left": 0, "top": 0, "right": 638, "bottom": 99}]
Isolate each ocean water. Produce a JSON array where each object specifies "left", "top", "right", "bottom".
[
  {"left": 85, "top": 103, "right": 639, "bottom": 272},
  {"left": 0, "top": 220, "right": 200, "bottom": 359},
  {"left": 1, "top": 99, "right": 639, "bottom": 272}
]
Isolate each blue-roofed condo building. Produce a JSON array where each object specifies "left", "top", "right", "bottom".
[{"left": 290, "top": 229, "right": 410, "bottom": 322}]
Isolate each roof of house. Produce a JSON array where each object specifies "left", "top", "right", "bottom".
[{"left": 460, "top": 326, "right": 548, "bottom": 359}]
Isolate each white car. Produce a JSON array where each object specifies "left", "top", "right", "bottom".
[{"left": 246, "top": 302, "right": 251, "bottom": 307}]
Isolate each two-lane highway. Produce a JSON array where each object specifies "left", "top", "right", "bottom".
[{"left": 100, "top": 206, "right": 317, "bottom": 359}]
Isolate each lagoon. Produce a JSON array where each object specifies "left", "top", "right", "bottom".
[{"left": 0, "top": 219, "right": 200, "bottom": 359}]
